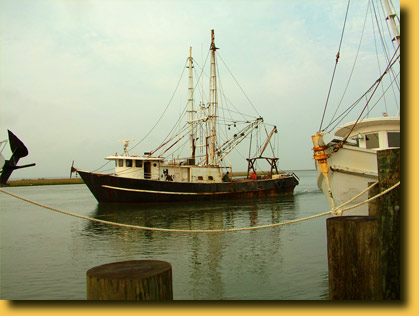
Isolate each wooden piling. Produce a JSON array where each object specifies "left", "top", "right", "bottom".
[
  {"left": 375, "top": 148, "right": 401, "bottom": 300},
  {"left": 368, "top": 181, "right": 380, "bottom": 216},
  {"left": 327, "top": 216, "right": 382, "bottom": 300},
  {"left": 327, "top": 148, "right": 400, "bottom": 300},
  {"left": 86, "top": 260, "right": 173, "bottom": 300}
]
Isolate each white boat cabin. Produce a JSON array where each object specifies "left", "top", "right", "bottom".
[
  {"left": 105, "top": 155, "right": 225, "bottom": 183},
  {"left": 334, "top": 117, "right": 400, "bottom": 150}
]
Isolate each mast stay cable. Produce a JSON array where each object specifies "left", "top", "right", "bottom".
[{"left": 318, "top": 0, "right": 351, "bottom": 132}]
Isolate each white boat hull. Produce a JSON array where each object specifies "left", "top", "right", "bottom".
[{"left": 316, "top": 144, "right": 378, "bottom": 215}]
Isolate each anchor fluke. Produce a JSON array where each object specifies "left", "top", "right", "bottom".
[{"left": 0, "top": 130, "right": 36, "bottom": 185}]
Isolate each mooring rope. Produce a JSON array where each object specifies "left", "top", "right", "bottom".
[
  {"left": 0, "top": 181, "right": 400, "bottom": 233},
  {"left": 331, "top": 181, "right": 378, "bottom": 215},
  {"left": 332, "top": 181, "right": 400, "bottom": 216}
]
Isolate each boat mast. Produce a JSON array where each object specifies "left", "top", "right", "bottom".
[
  {"left": 208, "top": 29, "right": 218, "bottom": 165},
  {"left": 382, "top": 0, "right": 400, "bottom": 46},
  {"left": 187, "top": 46, "right": 196, "bottom": 160}
]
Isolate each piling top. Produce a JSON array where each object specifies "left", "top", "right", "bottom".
[
  {"left": 87, "top": 260, "right": 172, "bottom": 280},
  {"left": 327, "top": 216, "right": 379, "bottom": 223}
]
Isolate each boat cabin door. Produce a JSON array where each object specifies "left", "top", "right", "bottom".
[{"left": 144, "top": 161, "right": 151, "bottom": 179}]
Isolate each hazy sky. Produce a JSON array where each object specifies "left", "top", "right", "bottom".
[{"left": 0, "top": 0, "right": 401, "bottom": 179}]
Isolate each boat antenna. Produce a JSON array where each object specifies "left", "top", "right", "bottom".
[{"left": 119, "top": 139, "right": 134, "bottom": 156}]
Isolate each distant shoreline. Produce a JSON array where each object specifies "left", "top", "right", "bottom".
[{"left": 5, "top": 178, "right": 84, "bottom": 187}]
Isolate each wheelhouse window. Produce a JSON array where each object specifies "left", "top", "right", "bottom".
[
  {"left": 135, "top": 160, "right": 143, "bottom": 168},
  {"left": 387, "top": 132, "right": 400, "bottom": 147},
  {"left": 118, "top": 160, "right": 124, "bottom": 167},
  {"left": 126, "top": 160, "right": 133, "bottom": 167},
  {"left": 366, "top": 133, "right": 379, "bottom": 149}
]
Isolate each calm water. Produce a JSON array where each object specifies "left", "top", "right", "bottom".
[{"left": 0, "top": 170, "right": 331, "bottom": 300}]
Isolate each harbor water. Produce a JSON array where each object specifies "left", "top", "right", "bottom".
[{"left": 0, "top": 170, "right": 331, "bottom": 300}]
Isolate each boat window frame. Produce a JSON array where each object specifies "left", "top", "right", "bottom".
[
  {"left": 365, "top": 133, "right": 380, "bottom": 149},
  {"left": 387, "top": 131, "right": 400, "bottom": 148},
  {"left": 118, "top": 159, "right": 124, "bottom": 167},
  {"left": 135, "top": 160, "right": 143, "bottom": 168}
]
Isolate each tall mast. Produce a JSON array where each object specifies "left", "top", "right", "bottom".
[
  {"left": 208, "top": 29, "right": 218, "bottom": 165},
  {"left": 187, "top": 46, "right": 196, "bottom": 160},
  {"left": 382, "top": 0, "right": 400, "bottom": 46}
]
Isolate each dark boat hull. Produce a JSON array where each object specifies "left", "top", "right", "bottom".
[{"left": 76, "top": 170, "right": 299, "bottom": 204}]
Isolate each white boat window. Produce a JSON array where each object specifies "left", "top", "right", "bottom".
[
  {"left": 198, "top": 176, "right": 204, "bottom": 180},
  {"left": 126, "top": 160, "right": 133, "bottom": 167},
  {"left": 208, "top": 176, "right": 214, "bottom": 180},
  {"left": 135, "top": 160, "right": 142, "bottom": 168},
  {"left": 387, "top": 132, "right": 400, "bottom": 147},
  {"left": 366, "top": 133, "right": 379, "bottom": 149},
  {"left": 118, "top": 160, "right": 124, "bottom": 167}
]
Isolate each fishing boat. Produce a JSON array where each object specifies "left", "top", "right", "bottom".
[
  {"left": 311, "top": 0, "right": 400, "bottom": 215},
  {"left": 73, "top": 30, "right": 298, "bottom": 204}
]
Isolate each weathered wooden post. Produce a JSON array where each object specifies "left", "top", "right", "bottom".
[
  {"left": 86, "top": 260, "right": 173, "bottom": 300},
  {"left": 327, "top": 216, "right": 382, "bottom": 299},
  {"left": 372, "top": 148, "right": 401, "bottom": 300},
  {"left": 327, "top": 148, "right": 400, "bottom": 300},
  {"left": 368, "top": 181, "right": 380, "bottom": 216}
]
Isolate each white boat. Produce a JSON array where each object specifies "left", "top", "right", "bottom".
[
  {"left": 311, "top": 0, "right": 400, "bottom": 215},
  {"left": 73, "top": 30, "right": 298, "bottom": 204}
]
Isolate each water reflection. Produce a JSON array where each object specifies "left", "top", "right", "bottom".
[
  {"left": 80, "top": 195, "right": 304, "bottom": 299},
  {"left": 84, "top": 195, "right": 297, "bottom": 236}
]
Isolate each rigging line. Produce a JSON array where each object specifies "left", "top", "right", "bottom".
[
  {"left": 216, "top": 64, "right": 232, "bottom": 142},
  {"left": 191, "top": 50, "right": 211, "bottom": 79},
  {"left": 161, "top": 133, "right": 188, "bottom": 158},
  {"left": 128, "top": 58, "right": 189, "bottom": 154},
  {"left": 370, "top": 1, "right": 400, "bottom": 116},
  {"left": 339, "top": 48, "right": 400, "bottom": 146},
  {"left": 373, "top": 0, "right": 400, "bottom": 91},
  {"left": 217, "top": 106, "right": 258, "bottom": 120},
  {"left": 92, "top": 160, "right": 112, "bottom": 173},
  {"left": 216, "top": 53, "right": 261, "bottom": 117},
  {"left": 319, "top": 0, "right": 351, "bottom": 132},
  {"left": 329, "top": 0, "right": 370, "bottom": 126},
  {"left": 372, "top": 0, "right": 400, "bottom": 92},
  {"left": 360, "top": 69, "right": 400, "bottom": 119},
  {"left": 215, "top": 61, "right": 250, "bottom": 122},
  {"left": 371, "top": 1, "right": 388, "bottom": 114},
  {"left": 168, "top": 135, "right": 197, "bottom": 161},
  {"left": 217, "top": 74, "right": 239, "bottom": 126},
  {"left": 324, "top": 70, "right": 381, "bottom": 132},
  {"left": 151, "top": 123, "right": 191, "bottom": 156},
  {"left": 152, "top": 97, "right": 190, "bottom": 155},
  {"left": 329, "top": 51, "right": 399, "bottom": 133},
  {"left": 193, "top": 54, "right": 211, "bottom": 98}
]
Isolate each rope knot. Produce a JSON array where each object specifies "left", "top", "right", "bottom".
[{"left": 332, "top": 207, "right": 343, "bottom": 216}]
